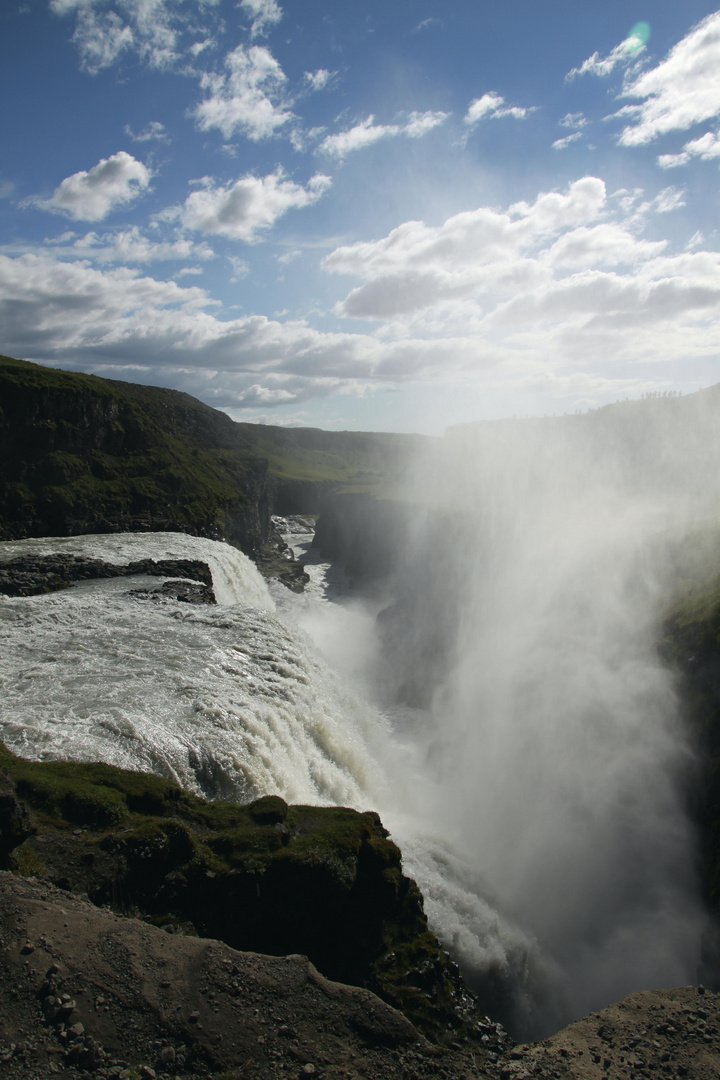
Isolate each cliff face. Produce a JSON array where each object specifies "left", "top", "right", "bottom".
[
  {"left": 2, "top": 872, "right": 718, "bottom": 1080},
  {"left": 0, "top": 745, "right": 501, "bottom": 1049},
  {"left": 657, "top": 555, "right": 720, "bottom": 979},
  {"left": 0, "top": 355, "right": 427, "bottom": 580},
  {"left": 0, "top": 356, "right": 272, "bottom": 555},
  {"left": 312, "top": 493, "right": 414, "bottom": 583}
]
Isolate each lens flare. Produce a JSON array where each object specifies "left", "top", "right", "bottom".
[{"left": 627, "top": 21, "right": 650, "bottom": 51}]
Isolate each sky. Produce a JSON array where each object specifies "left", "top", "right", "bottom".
[{"left": 2, "top": 1, "right": 720, "bottom": 433}]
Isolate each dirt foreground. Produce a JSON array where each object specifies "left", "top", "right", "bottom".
[{"left": 1, "top": 872, "right": 719, "bottom": 1080}]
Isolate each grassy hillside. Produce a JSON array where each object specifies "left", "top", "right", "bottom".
[
  {"left": 235, "top": 420, "right": 427, "bottom": 489},
  {"left": 0, "top": 355, "right": 424, "bottom": 547}
]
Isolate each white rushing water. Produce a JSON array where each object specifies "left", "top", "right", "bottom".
[{"left": 0, "top": 533, "right": 386, "bottom": 807}]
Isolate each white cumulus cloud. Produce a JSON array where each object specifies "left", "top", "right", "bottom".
[
  {"left": 658, "top": 129, "right": 720, "bottom": 168},
  {"left": 176, "top": 169, "right": 331, "bottom": 241},
  {"left": 617, "top": 12, "right": 720, "bottom": 146},
  {"left": 193, "top": 44, "right": 294, "bottom": 141},
  {"left": 3, "top": 169, "right": 720, "bottom": 414},
  {"left": 29, "top": 152, "right": 151, "bottom": 222}
]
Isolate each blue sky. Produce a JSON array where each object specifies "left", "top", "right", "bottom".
[{"left": 2, "top": 0, "right": 720, "bottom": 432}]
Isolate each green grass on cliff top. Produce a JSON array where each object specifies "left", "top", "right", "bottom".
[{"left": 0, "top": 355, "right": 424, "bottom": 491}]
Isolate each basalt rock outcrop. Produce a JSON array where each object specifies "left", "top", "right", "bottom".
[
  {"left": 0, "top": 745, "right": 498, "bottom": 1050},
  {"left": 0, "top": 553, "right": 215, "bottom": 599}
]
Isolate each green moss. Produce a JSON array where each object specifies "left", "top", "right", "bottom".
[{"left": 10, "top": 844, "right": 46, "bottom": 878}]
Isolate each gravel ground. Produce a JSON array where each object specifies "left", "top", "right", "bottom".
[{"left": 1, "top": 872, "right": 718, "bottom": 1080}]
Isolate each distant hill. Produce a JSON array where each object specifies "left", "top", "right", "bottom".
[{"left": 0, "top": 355, "right": 426, "bottom": 552}]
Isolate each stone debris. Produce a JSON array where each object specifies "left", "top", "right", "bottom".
[{"left": 1, "top": 871, "right": 719, "bottom": 1079}]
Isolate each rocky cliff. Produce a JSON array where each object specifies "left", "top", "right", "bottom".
[
  {"left": 0, "top": 355, "right": 425, "bottom": 589},
  {"left": 657, "top": 540, "right": 720, "bottom": 983},
  {"left": 1, "top": 870, "right": 718, "bottom": 1079},
  {"left": 0, "top": 745, "right": 501, "bottom": 1052},
  {"left": 0, "top": 355, "right": 272, "bottom": 555}
]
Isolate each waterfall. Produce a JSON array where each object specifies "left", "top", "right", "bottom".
[
  {"left": 1, "top": 398, "right": 714, "bottom": 1046},
  {"left": 363, "top": 412, "right": 710, "bottom": 1035}
]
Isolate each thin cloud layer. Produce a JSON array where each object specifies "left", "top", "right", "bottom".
[
  {"left": 50, "top": 0, "right": 182, "bottom": 73},
  {"left": 553, "top": 132, "right": 583, "bottom": 151},
  {"left": 70, "top": 227, "right": 214, "bottom": 263},
  {"left": 176, "top": 170, "right": 331, "bottom": 241},
  {"left": 30, "top": 152, "right": 151, "bottom": 222},
  {"left": 566, "top": 36, "right": 644, "bottom": 82},
  {"left": 240, "top": 0, "right": 283, "bottom": 39},
  {"left": 319, "top": 112, "right": 448, "bottom": 160},
  {"left": 125, "top": 121, "right": 170, "bottom": 143},
  {"left": 559, "top": 113, "right": 588, "bottom": 129},
  {"left": 304, "top": 69, "right": 332, "bottom": 91}
]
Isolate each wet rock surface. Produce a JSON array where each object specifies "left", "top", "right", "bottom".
[
  {"left": 255, "top": 518, "right": 310, "bottom": 593},
  {"left": 0, "top": 554, "right": 215, "bottom": 600}
]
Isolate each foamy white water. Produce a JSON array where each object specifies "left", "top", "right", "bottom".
[
  {"left": 0, "top": 533, "right": 383, "bottom": 806},
  {"left": 0, "top": 532, "right": 273, "bottom": 610}
]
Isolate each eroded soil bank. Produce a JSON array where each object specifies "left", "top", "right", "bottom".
[{"left": 1, "top": 873, "right": 720, "bottom": 1080}]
